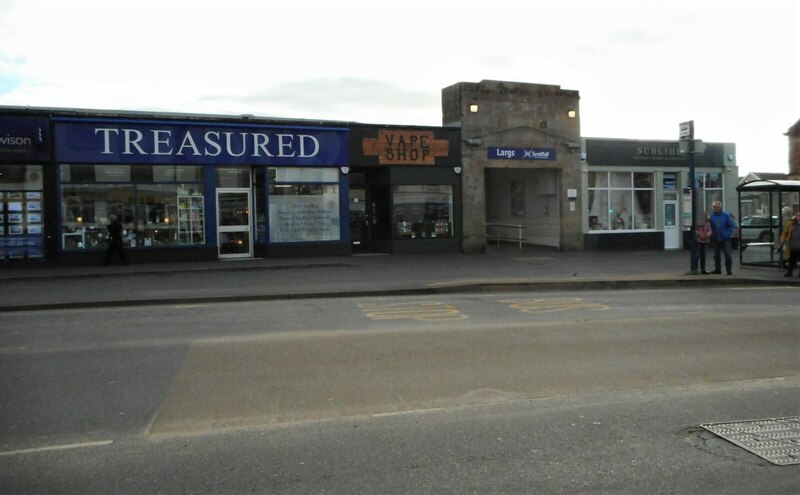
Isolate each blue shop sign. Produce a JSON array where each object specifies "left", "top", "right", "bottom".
[
  {"left": 488, "top": 146, "right": 556, "bottom": 161},
  {"left": 54, "top": 119, "right": 349, "bottom": 166},
  {"left": 0, "top": 116, "right": 50, "bottom": 162}
]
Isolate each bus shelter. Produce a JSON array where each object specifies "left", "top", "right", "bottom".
[{"left": 736, "top": 179, "right": 800, "bottom": 267}]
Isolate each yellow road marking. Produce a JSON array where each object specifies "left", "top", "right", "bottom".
[
  {"left": 358, "top": 301, "right": 468, "bottom": 321},
  {"left": 499, "top": 297, "right": 609, "bottom": 314}
]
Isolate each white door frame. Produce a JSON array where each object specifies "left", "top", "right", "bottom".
[
  {"left": 216, "top": 188, "right": 253, "bottom": 259},
  {"left": 663, "top": 199, "right": 680, "bottom": 250}
]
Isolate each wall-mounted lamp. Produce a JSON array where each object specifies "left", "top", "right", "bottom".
[
  {"left": 469, "top": 104, "right": 479, "bottom": 113},
  {"left": 340, "top": 166, "right": 350, "bottom": 175},
  {"left": 464, "top": 138, "right": 482, "bottom": 149},
  {"left": 454, "top": 166, "right": 462, "bottom": 175},
  {"left": 567, "top": 110, "right": 577, "bottom": 118}
]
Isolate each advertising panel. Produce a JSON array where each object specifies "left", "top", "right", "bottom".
[{"left": 0, "top": 116, "right": 50, "bottom": 162}]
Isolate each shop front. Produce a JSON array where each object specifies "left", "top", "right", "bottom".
[
  {"left": 347, "top": 126, "right": 461, "bottom": 254},
  {"left": 0, "top": 115, "right": 50, "bottom": 263},
  {"left": 53, "top": 116, "right": 349, "bottom": 263},
  {"left": 582, "top": 138, "right": 738, "bottom": 250}
]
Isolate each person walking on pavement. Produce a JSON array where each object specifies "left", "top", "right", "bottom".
[
  {"left": 103, "top": 214, "right": 128, "bottom": 265},
  {"left": 780, "top": 210, "right": 800, "bottom": 277},
  {"left": 708, "top": 201, "right": 736, "bottom": 275},
  {"left": 691, "top": 214, "right": 712, "bottom": 274}
]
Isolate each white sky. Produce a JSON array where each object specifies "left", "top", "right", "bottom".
[{"left": 0, "top": 0, "right": 797, "bottom": 174}]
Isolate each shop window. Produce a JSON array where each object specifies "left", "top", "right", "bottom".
[
  {"left": 61, "top": 184, "right": 136, "bottom": 249},
  {"left": 267, "top": 167, "right": 340, "bottom": 243},
  {"left": 59, "top": 165, "right": 205, "bottom": 250},
  {"left": 588, "top": 171, "right": 654, "bottom": 231},
  {"left": 392, "top": 185, "right": 453, "bottom": 239},
  {"left": 153, "top": 166, "right": 202, "bottom": 183},
  {"left": 687, "top": 171, "right": 724, "bottom": 215},
  {"left": 216, "top": 167, "right": 251, "bottom": 188},
  {"left": 254, "top": 168, "right": 267, "bottom": 243},
  {"left": 0, "top": 165, "right": 44, "bottom": 261},
  {"left": 135, "top": 184, "right": 205, "bottom": 247}
]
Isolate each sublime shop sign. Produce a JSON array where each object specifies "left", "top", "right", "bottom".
[
  {"left": 54, "top": 119, "right": 348, "bottom": 166},
  {"left": 585, "top": 139, "right": 724, "bottom": 167}
]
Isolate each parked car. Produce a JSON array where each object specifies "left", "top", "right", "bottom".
[{"left": 738, "top": 215, "right": 778, "bottom": 242}]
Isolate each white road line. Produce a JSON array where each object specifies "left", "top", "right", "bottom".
[{"left": 0, "top": 440, "right": 113, "bottom": 457}]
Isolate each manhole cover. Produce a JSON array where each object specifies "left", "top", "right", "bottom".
[{"left": 701, "top": 416, "right": 800, "bottom": 465}]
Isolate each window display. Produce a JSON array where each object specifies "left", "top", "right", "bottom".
[
  {"left": 0, "top": 166, "right": 44, "bottom": 261},
  {"left": 60, "top": 164, "right": 204, "bottom": 250},
  {"left": 268, "top": 167, "right": 340, "bottom": 243},
  {"left": 588, "top": 172, "right": 655, "bottom": 231},
  {"left": 392, "top": 185, "right": 453, "bottom": 239},
  {"left": 178, "top": 192, "right": 205, "bottom": 245}
]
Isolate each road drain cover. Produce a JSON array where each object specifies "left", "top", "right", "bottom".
[{"left": 701, "top": 416, "right": 800, "bottom": 465}]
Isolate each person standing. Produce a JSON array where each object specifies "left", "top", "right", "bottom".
[
  {"left": 708, "top": 201, "right": 736, "bottom": 275},
  {"left": 691, "top": 214, "right": 712, "bottom": 274},
  {"left": 780, "top": 206, "right": 794, "bottom": 270},
  {"left": 103, "top": 214, "right": 128, "bottom": 265},
  {"left": 780, "top": 210, "right": 800, "bottom": 277}
]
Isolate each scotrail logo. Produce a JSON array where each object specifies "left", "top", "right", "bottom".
[
  {"left": 523, "top": 149, "right": 551, "bottom": 159},
  {"left": 488, "top": 146, "right": 556, "bottom": 161}
]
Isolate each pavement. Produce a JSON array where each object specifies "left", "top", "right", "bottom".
[{"left": 1, "top": 244, "right": 798, "bottom": 312}]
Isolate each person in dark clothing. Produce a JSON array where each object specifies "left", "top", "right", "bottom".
[
  {"left": 708, "top": 201, "right": 736, "bottom": 275},
  {"left": 103, "top": 214, "right": 128, "bottom": 265}
]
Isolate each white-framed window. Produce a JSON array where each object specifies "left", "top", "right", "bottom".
[
  {"left": 687, "top": 171, "right": 724, "bottom": 214},
  {"left": 587, "top": 171, "right": 655, "bottom": 231}
]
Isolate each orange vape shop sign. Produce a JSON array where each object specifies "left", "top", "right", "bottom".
[{"left": 363, "top": 130, "right": 449, "bottom": 165}]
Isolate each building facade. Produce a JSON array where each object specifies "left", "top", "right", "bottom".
[
  {"left": 0, "top": 115, "right": 49, "bottom": 261},
  {"left": 583, "top": 138, "right": 739, "bottom": 250},
  {"left": 347, "top": 125, "right": 462, "bottom": 254},
  {"left": 0, "top": 109, "right": 463, "bottom": 264},
  {"left": 442, "top": 80, "right": 583, "bottom": 254},
  {"left": 2, "top": 79, "right": 745, "bottom": 264}
]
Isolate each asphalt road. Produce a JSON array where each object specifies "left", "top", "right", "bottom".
[{"left": 1, "top": 286, "right": 798, "bottom": 493}]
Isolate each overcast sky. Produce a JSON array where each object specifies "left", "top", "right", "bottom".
[{"left": 0, "top": 0, "right": 797, "bottom": 174}]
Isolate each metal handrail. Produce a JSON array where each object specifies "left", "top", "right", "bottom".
[{"left": 486, "top": 223, "right": 526, "bottom": 250}]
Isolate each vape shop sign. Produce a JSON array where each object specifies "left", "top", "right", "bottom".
[{"left": 488, "top": 146, "right": 556, "bottom": 161}]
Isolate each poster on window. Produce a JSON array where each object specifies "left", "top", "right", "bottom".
[{"left": 269, "top": 195, "right": 340, "bottom": 243}]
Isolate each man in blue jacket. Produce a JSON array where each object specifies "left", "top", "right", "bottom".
[{"left": 708, "top": 201, "right": 737, "bottom": 275}]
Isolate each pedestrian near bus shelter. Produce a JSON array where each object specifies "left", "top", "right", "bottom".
[
  {"left": 780, "top": 210, "right": 800, "bottom": 277},
  {"left": 690, "top": 214, "right": 712, "bottom": 274},
  {"left": 708, "top": 201, "right": 736, "bottom": 275}
]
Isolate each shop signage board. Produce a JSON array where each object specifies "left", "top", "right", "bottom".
[
  {"left": 0, "top": 116, "right": 50, "bottom": 163},
  {"left": 487, "top": 147, "right": 556, "bottom": 161},
  {"left": 54, "top": 119, "right": 349, "bottom": 166},
  {"left": 585, "top": 139, "right": 724, "bottom": 167},
  {"left": 362, "top": 130, "right": 449, "bottom": 165}
]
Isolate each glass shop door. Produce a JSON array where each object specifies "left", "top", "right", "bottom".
[
  {"left": 217, "top": 189, "right": 252, "bottom": 259},
  {"left": 663, "top": 199, "right": 680, "bottom": 250}
]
